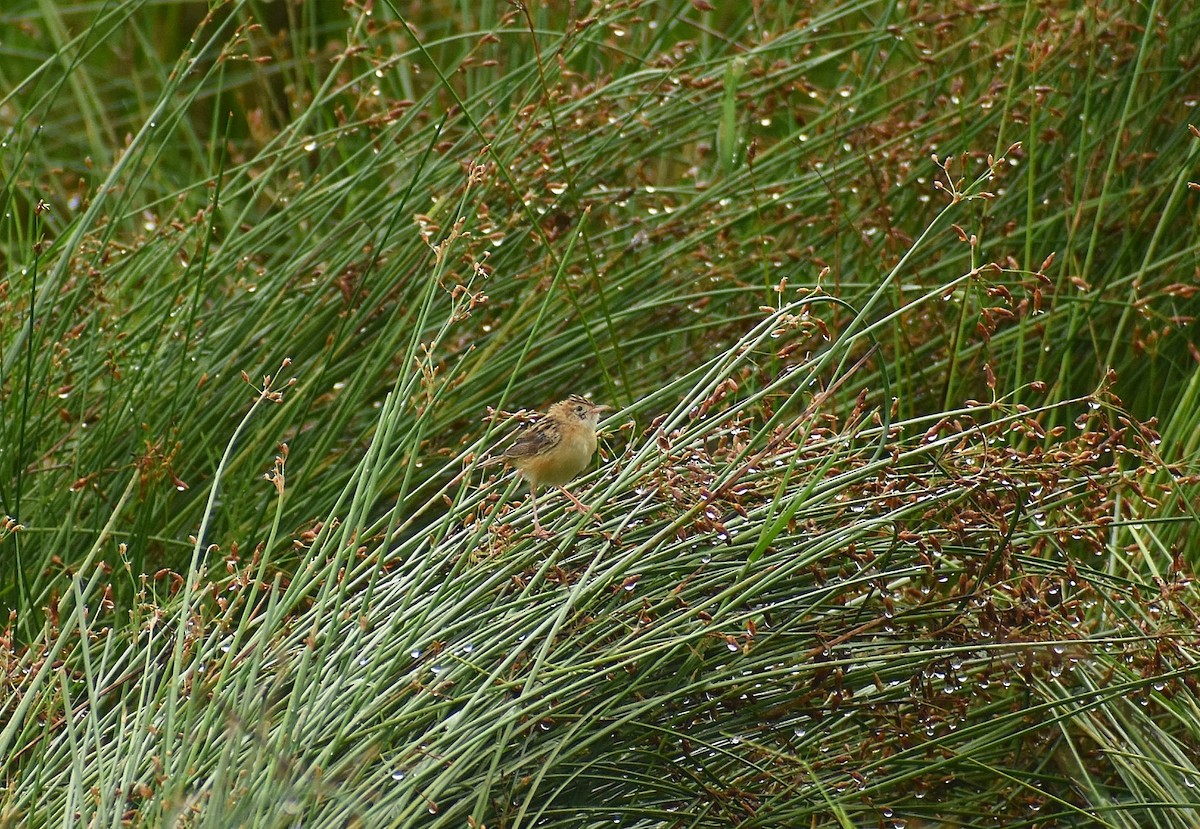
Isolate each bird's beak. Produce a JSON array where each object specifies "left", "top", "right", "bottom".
[{"left": 595, "top": 404, "right": 613, "bottom": 412}]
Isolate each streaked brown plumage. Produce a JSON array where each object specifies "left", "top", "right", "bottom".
[{"left": 494, "top": 395, "right": 609, "bottom": 537}]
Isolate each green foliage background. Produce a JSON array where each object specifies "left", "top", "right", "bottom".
[{"left": 2, "top": 0, "right": 1200, "bottom": 827}]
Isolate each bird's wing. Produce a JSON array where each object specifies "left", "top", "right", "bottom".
[{"left": 502, "top": 420, "right": 559, "bottom": 461}]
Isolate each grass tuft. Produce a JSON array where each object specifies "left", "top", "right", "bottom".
[{"left": 3, "top": 1, "right": 1200, "bottom": 827}]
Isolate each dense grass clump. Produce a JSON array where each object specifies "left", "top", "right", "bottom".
[{"left": 3, "top": 1, "right": 1200, "bottom": 827}]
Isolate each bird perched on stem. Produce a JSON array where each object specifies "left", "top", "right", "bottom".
[{"left": 487, "top": 395, "right": 610, "bottom": 538}]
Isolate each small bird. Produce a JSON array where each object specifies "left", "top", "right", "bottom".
[{"left": 490, "top": 395, "right": 610, "bottom": 537}]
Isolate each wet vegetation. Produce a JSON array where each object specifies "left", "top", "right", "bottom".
[{"left": 2, "top": 1, "right": 1200, "bottom": 826}]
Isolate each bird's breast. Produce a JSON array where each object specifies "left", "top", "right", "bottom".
[{"left": 521, "top": 430, "right": 595, "bottom": 486}]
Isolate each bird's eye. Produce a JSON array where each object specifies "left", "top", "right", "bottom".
[{"left": 576, "top": 406, "right": 586, "bottom": 416}]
